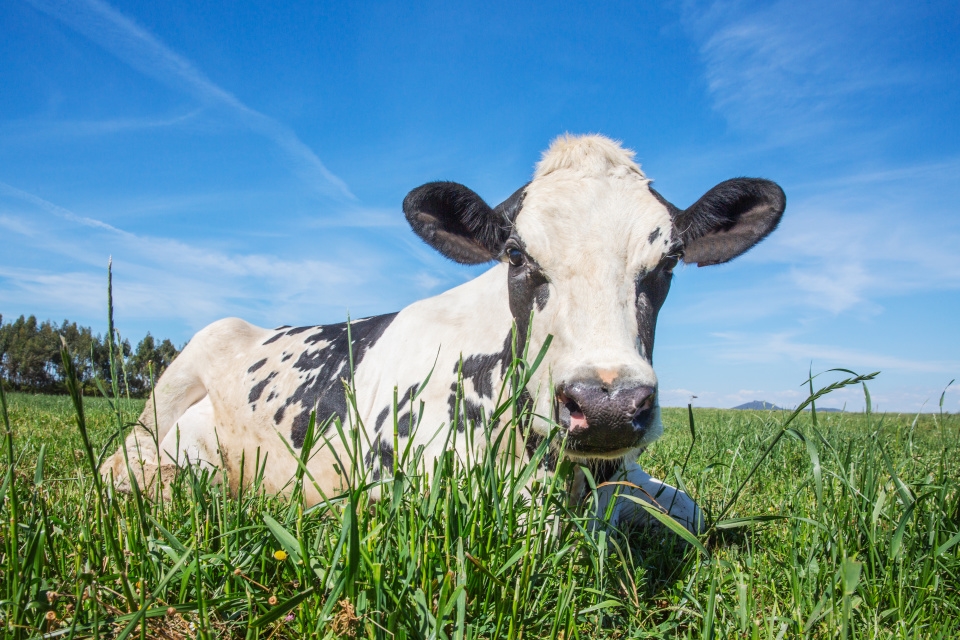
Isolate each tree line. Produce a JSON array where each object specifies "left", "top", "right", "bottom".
[{"left": 0, "top": 314, "right": 180, "bottom": 397}]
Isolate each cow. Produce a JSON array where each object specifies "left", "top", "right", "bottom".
[{"left": 102, "top": 134, "right": 785, "bottom": 534}]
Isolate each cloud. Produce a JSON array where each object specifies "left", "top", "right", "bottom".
[
  {"left": 709, "top": 331, "right": 959, "bottom": 375},
  {"left": 668, "top": 154, "right": 960, "bottom": 325},
  {"left": 24, "top": 0, "right": 354, "bottom": 201},
  {"left": 303, "top": 206, "right": 407, "bottom": 229},
  {"left": 0, "top": 214, "right": 37, "bottom": 237},
  {"left": 0, "top": 184, "right": 395, "bottom": 339},
  {"left": 0, "top": 179, "right": 479, "bottom": 347},
  {"left": 681, "top": 0, "right": 919, "bottom": 139},
  {"left": 0, "top": 110, "right": 204, "bottom": 141},
  {"left": 0, "top": 268, "right": 110, "bottom": 319}
]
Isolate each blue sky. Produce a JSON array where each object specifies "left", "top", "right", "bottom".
[{"left": 1, "top": 0, "right": 958, "bottom": 412}]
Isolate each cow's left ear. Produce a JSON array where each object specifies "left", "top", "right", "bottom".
[
  {"left": 403, "top": 181, "right": 515, "bottom": 264},
  {"left": 673, "top": 178, "right": 786, "bottom": 267}
]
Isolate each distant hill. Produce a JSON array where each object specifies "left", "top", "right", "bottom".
[
  {"left": 733, "top": 400, "right": 784, "bottom": 410},
  {"left": 732, "top": 400, "right": 844, "bottom": 412}
]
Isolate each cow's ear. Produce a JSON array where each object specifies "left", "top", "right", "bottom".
[
  {"left": 673, "top": 178, "right": 785, "bottom": 267},
  {"left": 404, "top": 181, "right": 512, "bottom": 264}
]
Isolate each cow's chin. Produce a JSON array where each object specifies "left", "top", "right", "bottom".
[
  {"left": 562, "top": 444, "right": 639, "bottom": 462},
  {"left": 554, "top": 412, "right": 652, "bottom": 460}
]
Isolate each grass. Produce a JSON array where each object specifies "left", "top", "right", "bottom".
[{"left": 1, "top": 360, "right": 959, "bottom": 638}]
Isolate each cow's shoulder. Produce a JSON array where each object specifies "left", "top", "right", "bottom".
[
  {"left": 180, "top": 318, "right": 274, "bottom": 374},
  {"left": 192, "top": 317, "right": 270, "bottom": 347}
]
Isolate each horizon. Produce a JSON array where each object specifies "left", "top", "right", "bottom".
[{"left": 2, "top": 0, "right": 958, "bottom": 413}]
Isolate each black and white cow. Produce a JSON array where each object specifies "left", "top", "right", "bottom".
[{"left": 103, "top": 135, "right": 784, "bottom": 533}]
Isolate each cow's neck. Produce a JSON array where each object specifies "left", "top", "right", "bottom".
[{"left": 409, "top": 263, "right": 517, "bottom": 353}]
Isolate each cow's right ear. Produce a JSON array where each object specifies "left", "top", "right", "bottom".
[
  {"left": 403, "top": 181, "right": 512, "bottom": 264},
  {"left": 673, "top": 178, "right": 786, "bottom": 267}
]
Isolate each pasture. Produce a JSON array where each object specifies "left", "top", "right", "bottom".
[{"left": 1, "top": 374, "right": 958, "bottom": 639}]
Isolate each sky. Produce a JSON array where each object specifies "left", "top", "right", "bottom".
[{"left": 1, "top": 0, "right": 958, "bottom": 413}]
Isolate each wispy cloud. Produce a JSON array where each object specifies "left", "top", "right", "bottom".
[
  {"left": 0, "top": 178, "right": 476, "bottom": 346},
  {"left": 0, "top": 181, "right": 128, "bottom": 234},
  {"left": 669, "top": 155, "right": 960, "bottom": 324},
  {"left": 0, "top": 110, "right": 204, "bottom": 141},
  {"left": 681, "top": 0, "right": 919, "bottom": 139},
  {"left": 0, "top": 183, "right": 406, "bottom": 339},
  {"left": 24, "top": 0, "right": 354, "bottom": 201},
  {"left": 709, "top": 331, "right": 959, "bottom": 375}
]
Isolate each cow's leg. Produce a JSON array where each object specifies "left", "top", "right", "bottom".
[
  {"left": 101, "top": 344, "right": 209, "bottom": 495},
  {"left": 594, "top": 459, "right": 704, "bottom": 534},
  {"left": 151, "top": 396, "right": 224, "bottom": 495}
]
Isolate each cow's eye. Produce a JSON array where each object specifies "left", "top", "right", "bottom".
[
  {"left": 662, "top": 255, "right": 680, "bottom": 273},
  {"left": 507, "top": 247, "right": 525, "bottom": 267}
]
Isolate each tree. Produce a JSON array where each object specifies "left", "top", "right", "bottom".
[{"left": 0, "top": 315, "right": 179, "bottom": 396}]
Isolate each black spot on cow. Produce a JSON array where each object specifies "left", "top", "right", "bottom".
[
  {"left": 392, "top": 384, "right": 420, "bottom": 437},
  {"left": 271, "top": 313, "right": 397, "bottom": 447},
  {"left": 365, "top": 437, "right": 395, "bottom": 481},
  {"left": 274, "top": 325, "right": 292, "bottom": 330},
  {"left": 447, "top": 381, "right": 486, "bottom": 433},
  {"left": 281, "top": 352, "right": 292, "bottom": 362},
  {"left": 262, "top": 332, "right": 284, "bottom": 346},
  {"left": 248, "top": 371, "right": 277, "bottom": 405},
  {"left": 248, "top": 358, "right": 267, "bottom": 374},
  {"left": 535, "top": 285, "right": 549, "bottom": 312},
  {"left": 266, "top": 390, "right": 276, "bottom": 402},
  {"left": 459, "top": 332, "right": 514, "bottom": 399},
  {"left": 294, "top": 348, "right": 328, "bottom": 371},
  {"left": 374, "top": 407, "right": 389, "bottom": 433},
  {"left": 371, "top": 386, "right": 419, "bottom": 436},
  {"left": 634, "top": 257, "right": 674, "bottom": 361},
  {"left": 304, "top": 331, "right": 327, "bottom": 345},
  {"left": 648, "top": 227, "right": 661, "bottom": 244},
  {"left": 396, "top": 411, "right": 416, "bottom": 437},
  {"left": 505, "top": 236, "right": 550, "bottom": 347},
  {"left": 446, "top": 332, "right": 515, "bottom": 432},
  {"left": 285, "top": 325, "right": 315, "bottom": 337}
]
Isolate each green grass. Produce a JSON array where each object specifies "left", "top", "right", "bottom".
[{"left": 2, "top": 369, "right": 959, "bottom": 639}]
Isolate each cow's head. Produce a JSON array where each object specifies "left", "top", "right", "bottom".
[{"left": 404, "top": 135, "right": 785, "bottom": 460}]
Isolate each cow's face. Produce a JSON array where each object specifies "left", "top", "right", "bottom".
[{"left": 404, "top": 135, "right": 785, "bottom": 460}]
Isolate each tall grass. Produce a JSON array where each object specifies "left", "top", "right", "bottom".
[{"left": 1, "top": 348, "right": 958, "bottom": 637}]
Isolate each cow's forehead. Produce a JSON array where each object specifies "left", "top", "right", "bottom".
[{"left": 514, "top": 136, "right": 674, "bottom": 273}]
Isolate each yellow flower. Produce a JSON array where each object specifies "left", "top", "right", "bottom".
[{"left": 273, "top": 550, "right": 288, "bottom": 561}]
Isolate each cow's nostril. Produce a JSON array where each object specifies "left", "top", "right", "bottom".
[
  {"left": 565, "top": 399, "right": 584, "bottom": 418},
  {"left": 632, "top": 393, "right": 655, "bottom": 423}
]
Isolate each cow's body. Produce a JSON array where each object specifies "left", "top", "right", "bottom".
[{"left": 104, "top": 135, "right": 785, "bottom": 534}]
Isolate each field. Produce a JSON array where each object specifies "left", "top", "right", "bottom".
[{"left": 1, "top": 373, "right": 959, "bottom": 639}]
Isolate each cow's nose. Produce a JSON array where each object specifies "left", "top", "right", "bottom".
[{"left": 558, "top": 381, "right": 656, "bottom": 434}]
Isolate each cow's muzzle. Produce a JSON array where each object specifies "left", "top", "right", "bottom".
[{"left": 556, "top": 381, "right": 655, "bottom": 455}]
